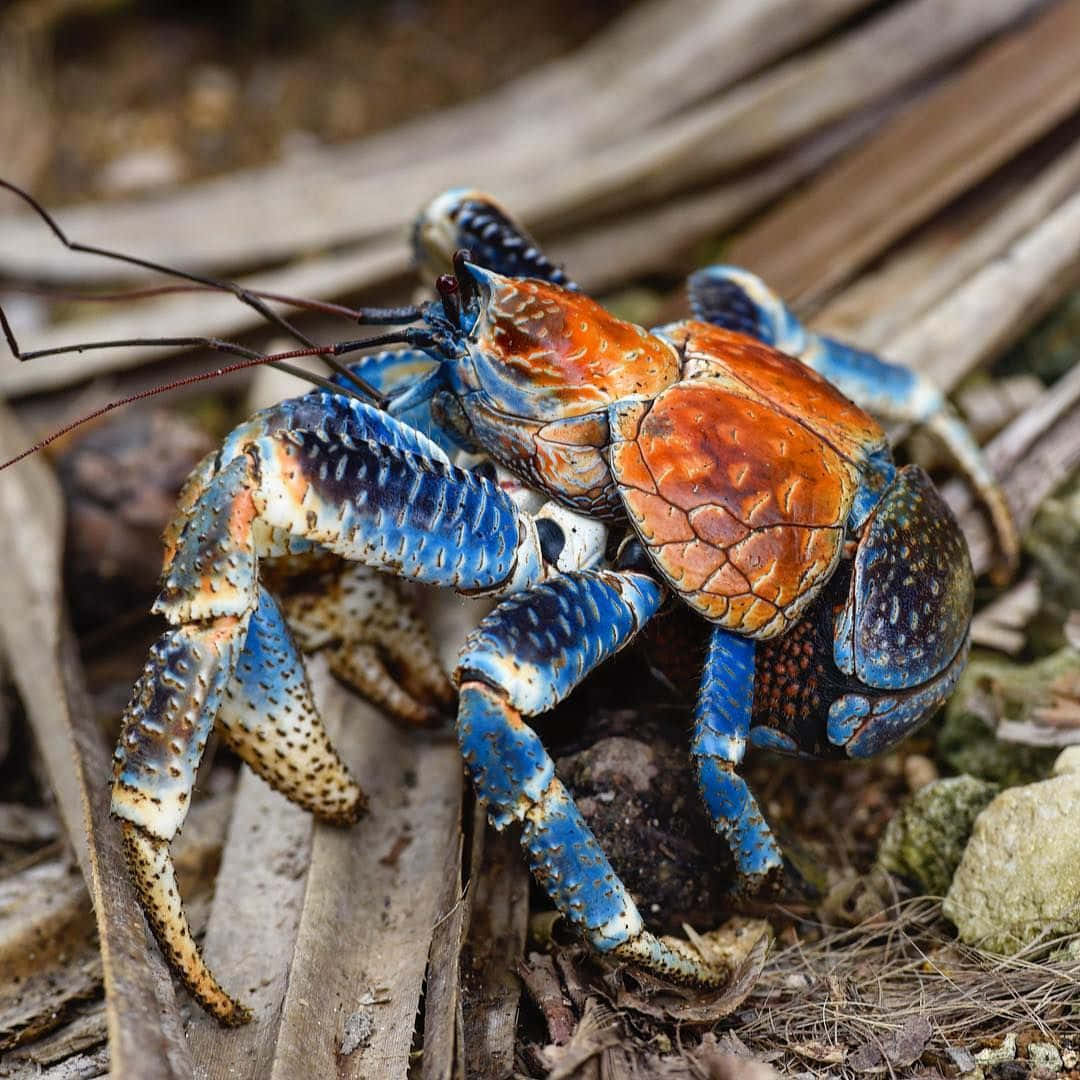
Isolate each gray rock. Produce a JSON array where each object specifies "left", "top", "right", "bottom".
[
  {"left": 1027, "top": 1042, "right": 1063, "bottom": 1073},
  {"left": 943, "top": 750, "right": 1080, "bottom": 953},
  {"left": 877, "top": 775, "right": 999, "bottom": 895},
  {"left": 974, "top": 1033, "right": 1017, "bottom": 1066}
]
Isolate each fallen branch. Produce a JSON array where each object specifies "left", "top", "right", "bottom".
[
  {"left": 815, "top": 127, "right": 1080, "bottom": 349},
  {"left": 727, "top": 0, "right": 1080, "bottom": 309},
  {"left": 0, "top": 404, "right": 191, "bottom": 1079},
  {"left": 946, "top": 360, "right": 1080, "bottom": 575},
  {"left": 0, "top": 0, "right": 1038, "bottom": 281}
]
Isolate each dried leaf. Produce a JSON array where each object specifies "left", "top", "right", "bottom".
[
  {"left": 690, "top": 1035, "right": 781, "bottom": 1080},
  {"left": 789, "top": 1040, "right": 847, "bottom": 1065},
  {"left": 539, "top": 999, "right": 620, "bottom": 1080},
  {"left": 848, "top": 1015, "right": 933, "bottom": 1073}
]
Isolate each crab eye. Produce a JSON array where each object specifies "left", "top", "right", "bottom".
[
  {"left": 435, "top": 274, "right": 460, "bottom": 323},
  {"left": 536, "top": 517, "right": 566, "bottom": 566}
]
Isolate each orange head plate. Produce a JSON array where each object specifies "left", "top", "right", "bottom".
[{"left": 466, "top": 271, "right": 680, "bottom": 421}]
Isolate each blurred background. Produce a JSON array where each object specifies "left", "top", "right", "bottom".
[{"left": 1, "top": 1, "right": 1079, "bottom": 1076}]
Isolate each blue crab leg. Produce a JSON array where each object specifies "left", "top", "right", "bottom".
[
  {"left": 686, "top": 265, "right": 1020, "bottom": 577},
  {"left": 114, "top": 612, "right": 257, "bottom": 1025},
  {"left": 117, "top": 396, "right": 554, "bottom": 1023},
  {"left": 413, "top": 188, "right": 578, "bottom": 289},
  {"left": 334, "top": 349, "right": 467, "bottom": 457},
  {"left": 455, "top": 570, "right": 727, "bottom": 985},
  {"left": 691, "top": 627, "right": 786, "bottom": 896},
  {"left": 165, "top": 439, "right": 455, "bottom": 727},
  {"left": 239, "top": 395, "right": 546, "bottom": 594},
  {"left": 214, "top": 586, "right": 368, "bottom": 818},
  {"left": 120, "top": 585, "right": 369, "bottom": 1025}
]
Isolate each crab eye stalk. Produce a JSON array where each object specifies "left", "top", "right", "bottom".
[
  {"left": 436, "top": 274, "right": 461, "bottom": 325},
  {"left": 452, "top": 248, "right": 477, "bottom": 308}
]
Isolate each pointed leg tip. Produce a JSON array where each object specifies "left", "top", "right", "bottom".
[
  {"left": 614, "top": 930, "right": 731, "bottom": 988},
  {"left": 313, "top": 786, "right": 369, "bottom": 827},
  {"left": 188, "top": 977, "right": 254, "bottom": 1026},
  {"left": 339, "top": 792, "right": 369, "bottom": 826},
  {"left": 209, "top": 998, "right": 254, "bottom": 1027},
  {"left": 121, "top": 822, "right": 254, "bottom": 1026}
]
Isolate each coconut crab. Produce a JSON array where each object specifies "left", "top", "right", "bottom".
[{"left": 0, "top": 185, "right": 1012, "bottom": 1026}]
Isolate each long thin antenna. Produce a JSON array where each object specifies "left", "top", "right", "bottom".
[
  {"left": 0, "top": 334, "right": 409, "bottom": 472},
  {"left": 1, "top": 356, "right": 281, "bottom": 471},
  {"left": 0, "top": 300, "right": 390, "bottom": 408},
  {"left": 5, "top": 281, "right": 425, "bottom": 325},
  {"left": 0, "top": 178, "right": 395, "bottom": 401}
]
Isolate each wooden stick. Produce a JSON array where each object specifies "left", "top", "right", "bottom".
[
  {"left": 460, "top": 810, "right": 529, "bottom": 1078},
  {"left": 0, "top": 404, "right": 192, "bottom": 1080},
  {"left": 268, "top": 669, "right": 462, "bottom": 1080},
  {"left": 885, "top": 185, "right": 1080, "bottom": 388},
  {"left": 948, "top": 361, "right": 1080, "bottom": 577},
  {"left": 0, "top": 104, "right": 883, "bottom": 399},
  {"left": 727, "top": 0, "right": 1080, "bottom": 310},
  {"left": 814, "top": 129, "right": 1080, "bottom": 348},
  {"left": 0, "top": 0, "right": 1037, "bottom": 282},
  {"left": 421, "top": 832, "right": 467, "bottom": 1080},
  {"left": 187, "top": 769, "right": 316, "bottom": 1078}
]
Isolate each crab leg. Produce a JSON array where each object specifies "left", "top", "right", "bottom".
[
  {"left": 335, "top": 349, "right": 468, "bottom": 456},
  {"left": 117, "top": 587, "right": 364, "bottom": 1025},
  {"left": 455, "top": 570, "right": 727, "bottom": 985},
  {"left": 166, "top": 437, "right": 455, "bottom": 727},
  {"left": 114, "top": 396, "right": 551, "bottom": 1023},
  {"left": 686, "top": 265, "right": 1019, "bottom": 577},
  {"left": 214, "top": 587, "right": 370, "bottom": 818},
  {"left": 114, "top": 464, "right": 365, "bottom": 1023},
  {"left": 274, "top": 560, "right": 453, "bottom": 726},
  {"left": 691, "top": 627, "right": 786, "bottom": 897},
  {"left": 413, "top": 188, "right": 578, "bottom": 289}
]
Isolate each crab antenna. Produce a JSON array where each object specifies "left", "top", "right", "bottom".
[
  {"left": 0, "top": 329, "right": 420, "bottom": 472},
  {"left": 0, "top": 299, "right": 388, "bottom": 408},
  {"left": 5, "top": 280, "right": 417, "bottom": 325},
  {"left": 0, "top": 178, "right": 385, "bottom": 401},
  {"left": 0, "top": 351, "right": 334, "bottom": 472},
  {"left": 0, "top": 321, "right": 446, "bottom": 471}
]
